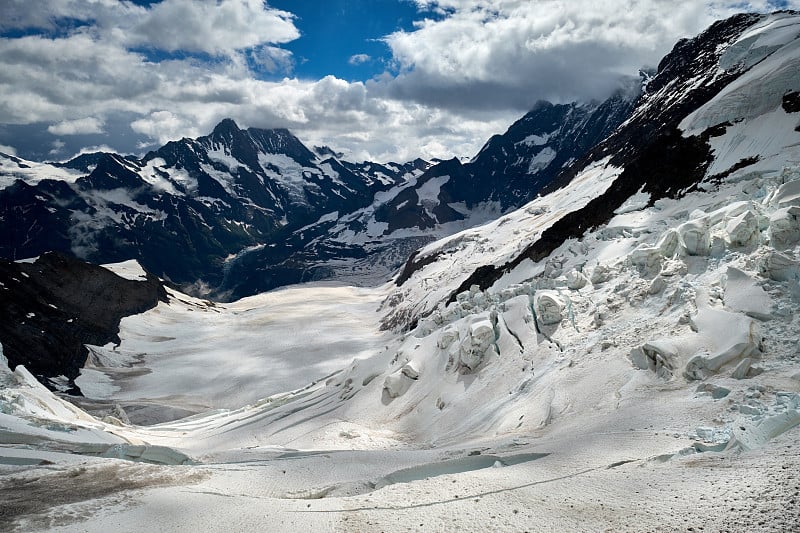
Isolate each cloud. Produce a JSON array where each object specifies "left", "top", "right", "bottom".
[
  {"left": 131, "top": 111, "right": 200, "bottom": 143},
  {"left": 0, "top": 34, "right": 161, "bottom": 124},
  {"left": 0, "top": 20, "right": 526, "bottom": 162},
  {"left": 0, "top": 0, "right": 299, "bottom": 56},
  {"left": 250, "top": 46, "right": 295, "bottom": 74},
  {"left": 349, "top": 53, "right": 372, "bottom": 65},
  {"left": 123, "top": 0, "right": 299, "bottom": 56},
  {"left": 49, "top": 139, "right": 65, "bottom": 155},
  {"left": 1, "top": 0, "right": 799, "bottom": 163},
  {"left": 68, "top": 144, "right": 118, "bottom": 159},
  {"left": 0, "top": 0, "right": 80, "bottom": 32},
  {"left": 382, "top": 0, "right": 800, "bottom": 110},
  {"left": 47, "top": 117, "right": 105, "bottom": 135},
  {"left": 0, "top": 143, "right": 17, "bottom": 155}
]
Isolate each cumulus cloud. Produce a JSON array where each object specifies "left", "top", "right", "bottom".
[
  {"left": 349, "top": 53, "right": 372, "bottom": 65},
  {"left": 123, "top": 0, "right": 298, "bottom": 55},
  {"left": 382, "top": 0, "right": 800, "bottom": 110},
  {"left": 0, "top": 0, "right": 298, "bottom": 55},
  {"left": 1, "top": 0, "right": 798, "bottom": 162},
  {"left": 0, "top": 0, "right": 85, "bottom": 31},
  {"left": 47, "top": 117, "right": 105, "bottom": 135},
  {"left": 0, "top": 144, "right": 17, "bottom": 156},
  {"left": 131, "top": 111, "right": 201, "bottom": 143},
  {"left": 0, "top": 34, "right": 161, "bottom": 124}
]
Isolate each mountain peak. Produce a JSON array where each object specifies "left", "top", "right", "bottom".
[{"left": 212, "top": 118, "right": 241, "bottom": 136}]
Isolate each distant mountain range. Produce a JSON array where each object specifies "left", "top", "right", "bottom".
[
  {"left": 0, "top": 83, "right": 638, "bottom": 299},
  {"left": 0, "top": 120, "right": 427, "bottom": 295},
  {"left": 221, "top": 91, "right": 638, "bottom": 298}
]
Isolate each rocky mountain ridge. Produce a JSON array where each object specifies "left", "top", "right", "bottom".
[{"left": 217, "top": 89, "right": 639, "bottom": 298}]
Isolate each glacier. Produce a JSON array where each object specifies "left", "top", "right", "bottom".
[{"left": 1, "top": 10, "right": 800, "bottom": 533}]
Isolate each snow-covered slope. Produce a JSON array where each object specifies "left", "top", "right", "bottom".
[
  {"left": 75, "top": 283, "right": 391, "bottom": 417},
  {"left": 2, "top": 11, "right": 800, "bottom": 532},
  {"left": 680, "top": 14, "right": 800, "bottom": 176},
  {"left": 388, "top": 11, "right": 800, "bottom": 326}
]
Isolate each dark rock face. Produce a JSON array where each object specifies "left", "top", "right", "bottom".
[
  {"left": 0, "top": 180, "right": 79, "bottom": 260},
  {"left": 465, "top": 89, "right": 639, "bottom": 210},
  {"left": 783, "top": 90, "right": 800, "bottom": 113},
  {"left": 375, "top": 158, "right": 470, "bottom": 231},
  {"left": 53, "top": 152, "right": 116, "bottom": 173},
  {"left": 77, "top": 154, "right": 144, "bottom": 191},
  {"left": 0, "top": 252, "right": 167, "bottom": 393}
]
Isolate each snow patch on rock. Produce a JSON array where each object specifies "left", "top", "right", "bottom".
[{"left": 101, "top": 260, "right": 149, "bottom": 281}]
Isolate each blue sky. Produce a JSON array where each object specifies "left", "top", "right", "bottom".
[
  {"left": 113, "top": 0, "right": 441, "bottom": 82},
  {"left": 0, "top": 0, "right": 797, "bottom": 163},
  {"left": 265, "top": 0, "right": 439, "bottom": 82}
]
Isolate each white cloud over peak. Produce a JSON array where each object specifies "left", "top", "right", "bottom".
[
  {"left": 0, "top": 144, "right": 17, "bottom": 156},
  {"left": 69, "top": 144, "right": 118, "bottom": 159}
]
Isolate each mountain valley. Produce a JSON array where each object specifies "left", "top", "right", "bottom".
[{"left": 1, "top": 10, "right": 800, "bottom": 532}]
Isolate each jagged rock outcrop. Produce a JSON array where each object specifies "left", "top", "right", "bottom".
[
  {"left": 0, "top": 252, "right": 167, "bottom": 392},
  {"left": 466, "top": 88, "right": 639, "bottom": 210}
]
